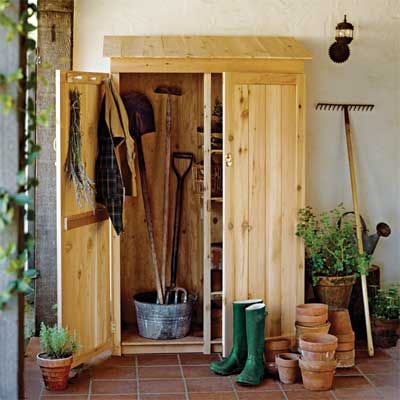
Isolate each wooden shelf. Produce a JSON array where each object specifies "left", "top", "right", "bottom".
[
  {"left": 211, "top": 291, "right": 223, "bottom": 297},
  {"left": 210, "top": 197, "right": 223, "bottom": 203},
  {"left": 121, "top": 325, "right": 221, "bottom": 354},
  {"left": 211, "top": 149, "right": 223, "bottom": 155}
]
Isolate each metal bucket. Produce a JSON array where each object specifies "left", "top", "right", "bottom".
[{"left": 133, "top": 291, "right": 196, "bottom": 340}]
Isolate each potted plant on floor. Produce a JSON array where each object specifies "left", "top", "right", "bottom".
[
  {"left": 370, "top": 285, "right": 400, "bottom": 348},
  {"left": 296, "top": 205, "right": 370, "bottom": 308},
  {"left": 37, "top": 323, "right": 80, "bottom": 391}
]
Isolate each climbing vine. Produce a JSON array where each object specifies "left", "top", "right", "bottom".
[{"left": 0, "top": 0, "right": 50, "bottom": 309}]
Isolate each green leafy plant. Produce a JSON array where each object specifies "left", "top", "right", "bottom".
[
  {"left": 39, "top": 323, "right": 80, "bottom": 359},
  {"left": 371, "top": 285, "right": 400, "bottom": 320},
  {"left": 296, "top": 205, "right": 371, "bottom": 284}
]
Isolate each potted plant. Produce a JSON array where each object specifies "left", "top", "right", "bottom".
[
  {"left": 296, "top": 205, "right": 370, "bottom": 308},
  {"left": 370, "top": 285, "right": 400, "bottom": 348},
  {"left": 37, "top": 323, "right": 80, "bottom": 391}
]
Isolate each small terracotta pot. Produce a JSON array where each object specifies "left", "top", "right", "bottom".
[
  {"left": 314, "top": 275, "right": 356, "bottom": 309},
  {"left": 299, "top": 333, "right": 338, "bottom": 353},
  {"left": 372, "top": 317, "right": 400, "bottom": 348},
  {"left": 336, "top": 341, "right": 355, "bottom": 352},
  {"left": 299, "top": 359, "right": 337, "bottom": 391},
  {"left": 295, "top": 322, "right": 331, "bottom": 351},
  {"left": 297, "top": 313, "right": 327, "bottom": 327},
  {"left": 296, "top": 303, "right": 328, "bottom": 317},
  {"left": 264, "top": 337, "right": 291, "bottom": 374},
  {"left": 328, "top": 308, "right": 353, "bottom": 335},
  {"left": 37, "top": 353, "right": 72, "bottom": 391},
  {"left": 335, "top": 349, "right": 355, "bottom": 368},
  {"left": 336, "top": 332, "right": 355, "bottom": 343},
  {"left": 276, "top": 353, "right": 300, "bottom": 384},
  {"left": 300, "top": 349, "right": 335, "bottom": 361}
]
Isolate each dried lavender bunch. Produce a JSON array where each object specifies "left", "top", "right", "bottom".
[{"left": 65, "top": 88, "right": 95, "bottom": 209}]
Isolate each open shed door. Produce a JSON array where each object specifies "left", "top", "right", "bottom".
[
  {"left": 223, "top": 72, "right": 305, "bottom": 355},
  {"left": 56, "top": 71, "right": 115, "bottom": 367}
]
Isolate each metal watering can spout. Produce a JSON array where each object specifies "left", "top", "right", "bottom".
[
  {"left": 363, "top": 221, "right": 391, "bottom": 256},
  {"left": 339, "top": 212, "right": 391, "bottom": 256}
]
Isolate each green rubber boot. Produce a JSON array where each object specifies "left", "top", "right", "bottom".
[
  {"left": 209, "top": 299, "right": 263, "bottom": 376},
  {"left": 236, "top": 303, "right": 266, "bottom": 385}
]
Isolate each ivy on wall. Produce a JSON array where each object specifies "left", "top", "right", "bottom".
[{"left": 0, "top": 0, "right": 50, "bottom": 309}]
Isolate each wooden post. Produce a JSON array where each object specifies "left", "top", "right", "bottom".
[
  {"left": 0, "top": 1, "right": 25, "bottom": 398},
  {"left": 35, "top": 0, "right": 74, "bottom": 331}
]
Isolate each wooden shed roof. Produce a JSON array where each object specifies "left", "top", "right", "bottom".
[{"left": 103, "top": 36, "right": 312, "bottom": 60}]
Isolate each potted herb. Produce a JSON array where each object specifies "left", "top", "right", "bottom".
[
  {"left": 296, "top": 205, "right": 370, "bottom": 308},
  {"left": 37, "top": 323, "right": 80, "bottom": 391},
  {"left": 370, "top": 285, "right": 399, "bottom": 348}
]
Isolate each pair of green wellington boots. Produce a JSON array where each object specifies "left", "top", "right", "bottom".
[{"left": 209, "top": 300, "right": 266, "bottom": 385}]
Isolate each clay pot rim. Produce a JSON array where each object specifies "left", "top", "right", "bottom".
[
  {"left": 265, "top": 337, "right": 291, "bottom": 350},
  {"left": 296, "top": 321, "right": 331, "bottom": 330},
  {"left": 299, "top": 333, "right": 338, "bottom": 352},
  {"left": 299, "top": 358, "right": 337, "bottom": 372},
  {"left": 335, "top": 332, "right": 355, "bottom": 342},
  {"left": 37, "top": 353, "right": 73, "bottom": 364},
  {"left": 275, "top": 353, "right": 300, "bottom": 367},
  {"left": 372, "top": 317, "right": 400, "bottom": 325},
  {"left": 296, "top": 303, "right": 328, "bottom": 316},
  {"left": 314, "top": 274, "right": 356, "bottom": 287},
  {"left": 300, "top": 349, "right": 336, "bottom": 361},
  {"left": 297, "top": 314, "right": 327, "bottom": 322}
]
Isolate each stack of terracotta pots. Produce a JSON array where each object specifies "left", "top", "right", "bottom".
[
  {"left": 264, "top": 337, "right": 291, "bottom": 375},
  {"left": 299, "top": 333, "right": 338, "bottom": 391},
  {"left": 328, "top": 308, "right": 355, "bottom": 368},
  {"left": 295, "top": 304, "right": 330, "bottom": 351}
]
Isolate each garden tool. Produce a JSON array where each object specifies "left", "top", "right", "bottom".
[
  {"left": 316, "top": 102, "right": 375, "bottom": 356},
  {"left": 209, "top": 299, "right": 263, "bottom": 376},
  {"left": 123, "top": 92, "right": 164, "bottom": 305},
  {"left": 165, "top": 152, "right": 194, "bottom": 304},
  {"left": 154, "top": 86, "right": 182, "bottom": 298},
  {"left": 236, "top": 302, "right": 267, "bottom": 386},
  {"left": 340, "top": 212, "right": 391, "bottom": 255}
]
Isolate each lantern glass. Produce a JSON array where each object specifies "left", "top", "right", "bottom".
[{"left": 336, "top": 28, "right": 353, "bottom": 39}]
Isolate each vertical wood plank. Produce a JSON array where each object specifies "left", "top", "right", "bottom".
[
  {"left": 265, "top": 85, "right": 282, "bottom": 337},
  {"left": 203, "top": 73, "right": 212, "bottom": 354},
  {"left": 280, "top": 85, "right": 297, "bottom": 336},
  {"left": 248, "top": 85, "right": 266, "bottom": 301}
]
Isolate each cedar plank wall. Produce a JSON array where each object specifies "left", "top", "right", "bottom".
[
  {"left": 35, "top": 0, "right": 73, "bottom": 332},
  {"left": 120, "top": 73, "right": 222, "bottom": 328},
  {"left": 0, "top": 1, "right": 24, "bottom": 398}
]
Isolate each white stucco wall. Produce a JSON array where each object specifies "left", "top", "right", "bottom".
[{"left": 73, "top": 0, "right": 399, "bottom": 283}]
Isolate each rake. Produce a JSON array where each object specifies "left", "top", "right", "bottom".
[{"left": 316, "top": 102, "right": 375, "bottom": 357}]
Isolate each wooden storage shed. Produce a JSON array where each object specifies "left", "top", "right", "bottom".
[{"left": 56, "top": 36, "right": 311, "bottom": 367}]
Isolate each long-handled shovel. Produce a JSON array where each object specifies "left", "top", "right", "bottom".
[
  {"left": 316, "top": 102, "right": 375, "bottom": 356},
  {"left": 154, "top": 86, "right": 182, "bottom": 298}
]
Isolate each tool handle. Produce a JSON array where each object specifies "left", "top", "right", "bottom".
[{"left": 172, "top": 152, "right": 194, "bottom": 179}]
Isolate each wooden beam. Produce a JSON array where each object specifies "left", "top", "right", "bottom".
[
  {"left": 63, "top": 208, "right": 109, "bottom": 231},
  {"left": 35, "top": 0, "right": 74, "bottom": 333}
]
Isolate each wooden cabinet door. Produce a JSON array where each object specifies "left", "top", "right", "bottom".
[
  {"left": 56, "top": 71, "right": 116, "bottom": 367},
  {"left": 223, "top": 72, "right": 305, "bottom": 354}
]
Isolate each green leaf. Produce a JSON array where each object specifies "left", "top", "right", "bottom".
[
  {"left": 6, "top": 68, "right": 23, "bottom": 83},
  {"left": 16, "top": 280, "right": 31, "bottom": 293},
  {"left": 13, "top": 193, "right": 31, "bottom": 205},
  {"left": 24, "top": 269, "right": 36, "bottom": 279},
  {"left": 26, "top": 209, "right": 35, "bottom": 221},
  {"left": 17, "top": 170, "right": 26, "bottom": 185}
]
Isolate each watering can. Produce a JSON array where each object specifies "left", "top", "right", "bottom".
[{"left": 340, "top": 212, "right": 391, "bottom": 255}]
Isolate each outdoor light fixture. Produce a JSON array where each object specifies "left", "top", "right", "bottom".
[{"left": 329, "top": 15, "right": 354, "bottom": 63}]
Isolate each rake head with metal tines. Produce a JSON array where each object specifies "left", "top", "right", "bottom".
[{"left": 316, "top": 103, "right": 375, "bottom": 111}]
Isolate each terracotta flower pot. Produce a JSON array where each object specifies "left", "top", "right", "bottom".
[
  {"left": 296, "top": 303, "right": 328, "bottom": 317},
  {"left": 301, "top": 349, "right": 335, "bottom": 361},
  {"left": 299, "top": 359, "right": 336, "bottom": 391},
  {"left": 336, "top": 341, "right": 355, "bottom": 352},
  {"left": 295, "top": 322, "right": 331, "bottom": 351},
  {"left": 264, "top": 337, "right": 291, "bottom": 374},
  {"left": 37, "top": 353, "right": 72, "bottom": 391},
  {"left": 372, "top": 317, "right": 400, "bottom": 348},
  {"left": 314, "top": 275, "right": 356, "bottom": 308},
  {"left": 328, "top": 308, "right": 353, "bottom": 335},
  {"left": 299, "top": 333, "right": 338, "bottom": 353},
  {"left": 276, "top": 353, "right": 300, "bottom": 384},
  {"left": 297, "top": 313, "right": 327, "bottom": 327},
  {"left": 335, "top": 332, "right": 355, "bottom": 343},
  {"left": 335, "top": 349, "right": 355, "bottom": 368}
]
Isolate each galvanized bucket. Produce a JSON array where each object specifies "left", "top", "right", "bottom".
[{"left": 133, "top": 291, "right": 196, "bottom": 340}]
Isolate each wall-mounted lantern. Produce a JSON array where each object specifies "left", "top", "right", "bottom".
[{"left": 329, "top": 15, "right": 354, "bottom": 63}]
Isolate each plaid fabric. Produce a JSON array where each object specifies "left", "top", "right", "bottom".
[{"left": 95, "top": 100, "right": 124, "bottom": 235}]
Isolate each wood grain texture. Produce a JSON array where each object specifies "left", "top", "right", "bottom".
[
  {"left": 119, "top": 73, "right": 204, "bottom": 326},
  {"left": 104, "top": 36, "right": 312, "bottom": 60},
  {"left": 56, "top": 71, "right": 113, "bottom": 367}
]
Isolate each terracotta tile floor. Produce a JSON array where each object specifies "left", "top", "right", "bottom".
[{"left": 24, "top": 341, "right": 399, "bottom": 399}]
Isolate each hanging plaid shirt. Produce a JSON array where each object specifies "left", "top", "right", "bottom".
[{"left": 95, "top": 100, "right": 124, "bottom": 235}]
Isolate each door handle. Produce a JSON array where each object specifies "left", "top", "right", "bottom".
[{"left": 225, "top": 153, "right": 233, "bottom": 167}]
